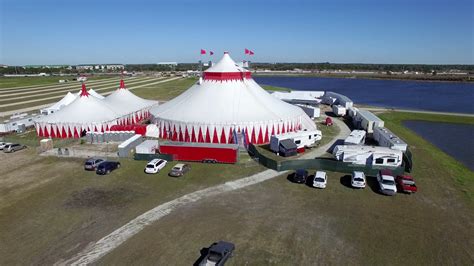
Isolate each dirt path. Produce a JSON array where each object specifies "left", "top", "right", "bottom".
[
  {"left": 61, "top": 119, "right": 350, "bottom": 265},
  {"left": 0, "top": 77, "right": 181, "bottom": 117}
]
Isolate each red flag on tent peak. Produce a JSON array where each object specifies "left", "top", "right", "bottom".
[
  {"left": 210, "top": 51, "right": 214, "bottom": 55},
  {"left": 249, "top": 50, "right": 254, "bottom": 55},
  {"left": 244, "top": 48, "right": 250, "bottom": 54},
  {"left": 200, "top": 49, "right": 206, "bottom": 55}
]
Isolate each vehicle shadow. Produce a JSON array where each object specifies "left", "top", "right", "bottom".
[
  {"left": 339, "top": 174, "right": 353, "bottom": 189},
  {"left": 193, "top": 247, "right": 209, "bottom": 266},
  {"left": 366, "top": 175, "right": 384, "bottom": 195},
  {"left": 305, "top": 174, "right": 315, "bottom": 188}
]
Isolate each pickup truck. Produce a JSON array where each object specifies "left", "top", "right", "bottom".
[{"left": 396, "top": 175, "right": 418, "bottom": 193}]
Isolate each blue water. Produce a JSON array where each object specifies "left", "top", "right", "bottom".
[
  {"left": 403, "top": 121, "right": 474, "bottom": 171},
  {"left": 255, "top": 76, "right": 474, "bottom": 114}
]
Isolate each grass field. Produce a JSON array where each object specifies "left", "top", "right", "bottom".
[
  {"left": 99, "top": 111, "right": 474, "bottom": 265},
  {"left": 1, "top": 77, "right": 473, "bottom": 264},
  {"left": 0, "top": 75, "right": 115, "bottom": 88},
  {"left": 0, "top": 149, "right": 265, "bottom": 265}
]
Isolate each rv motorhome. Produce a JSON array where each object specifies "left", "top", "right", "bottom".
[
  {"left": 270, "top": 130, "right": 322, "bottom": 153},
  {"left": 353, "top": 110, "right": 385, "bottom": 133},
  {"left": 333, "top": 145, "right": 403, "bottom": 167},
  {"left": 332, "top": 105, "right": 347, "bottom": 116},
  {"left": 344, "top": 130, "right": 366, "bottom": 145},
  {"left": 373, "top": 127, "right": 408, "bottom": 152}
]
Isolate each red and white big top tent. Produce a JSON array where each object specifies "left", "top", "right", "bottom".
[
  {"left": 34, "top": 80, "right": 158, "bottom": 138},
  {"left": 150, "top": 52, "right": 316, "bottom": 144}
]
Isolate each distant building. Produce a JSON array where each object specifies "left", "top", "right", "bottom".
[
  {"left": 74, "top": 64, "right": 124, "bottom": 71},
  {"left": 157, "top": 62, "right": 178, "bottom": 66}
]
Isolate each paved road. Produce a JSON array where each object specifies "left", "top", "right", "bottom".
[
  {"left": 361, "top": 107, "right": 474, "bottom": 117},
  {"left": 0, "top": 77, "right": 181, "bottom": 117},
  {"left": 0, "top": 76, "right": 119, "bottom": 91},
  {"left": 62, "top": 119, "right": 350, "bottom": 265}
]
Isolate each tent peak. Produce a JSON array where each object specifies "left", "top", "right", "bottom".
[
  {"left": 119, "top": 79, "right": 126, "bottom": 89},
  {"left": 79, "top": 83, "right": 89, "bottom": 97}
]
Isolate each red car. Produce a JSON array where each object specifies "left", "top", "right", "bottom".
[{"left": 395, "top": 175, "right": 418, "bottom": 193}]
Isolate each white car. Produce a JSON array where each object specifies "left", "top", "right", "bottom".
[
  {"left": 351, "top": 171, "right": 366, "bottom": 188},
  {"left": 0, "top": 142, "right": 12, "bottom": 150},
  {"left": 144, "top": 159, "right": 167, "bottom": 174},
  {"left": 312, "top": 171, "right": 327, "bottom": 189},
  {"left": 377, "top": 169, "right": 397, "bottom": 195}
]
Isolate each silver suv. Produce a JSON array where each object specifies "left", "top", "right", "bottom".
[{"left": 3, "top": 143, "right": 27, "bottom": 153}]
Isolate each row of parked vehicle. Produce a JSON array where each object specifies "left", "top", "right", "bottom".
[
  {"left": 0, "top": 142, "right": 27, "bottom": 153},
  {"left": 84, "top": 158, "right": 121, "bottom": 175},
  {"left": 292, "top": 168, "right": 417, "bottom": 195},
  {"left": 144, "top": 159, "right": 191, "bottom": 177},
  {"left": 83, "top": 157, "right": 192, "bottom": 177}
]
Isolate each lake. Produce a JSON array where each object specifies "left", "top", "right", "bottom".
[
  {"left": 255, "top": 76, "right": 474, "bottom": 114},
  {"left": 403, "top": 120, "right": 474, "bottom": 171}
]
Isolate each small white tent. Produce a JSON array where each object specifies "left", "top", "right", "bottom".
[{"left": 40, "top": 92, "right": 77, "bottom": 115}]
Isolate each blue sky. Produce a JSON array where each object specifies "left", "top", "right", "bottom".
[{"left": 1, "top": 0, "right": 473, "bottom": 65}]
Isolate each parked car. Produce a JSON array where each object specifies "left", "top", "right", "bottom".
[
  {"left": 396, "top": 175, "right": 418, "bottom": 193},
  {"left": 168, "top": 163, "right": 191, "bottom": 177},
  {"left": 377, "top": 169, "right": 397, "bottom": 195},
  {"left": 84, "top": 158, "right": 104, "bottom": 171},
  {"left": 144, "top": 159, "right": 167, "bottom": 174},
  {"left": 3, "top": 143, "right": 27, "bottom": 153},
  {"left": 0, "top": 142, "right": 12, "bottom": 150},
  {"left": 293, "top": 169, "right": 309, "bottom": 184},
  {"left": 351, "top": 171, "right": 366, "bottom": 188},
  {"left": 312, "top": 171, "right": 327, "bottom": 189},
  {"left": 199, "top": 241, "right": 235, "bottom": 266},
  {"left": 96, "top": 161, "right": 121, "bottom": 175}
]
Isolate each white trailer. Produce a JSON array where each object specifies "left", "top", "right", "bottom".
[
  {"left": 332, "top": 105, "right": 347, "bottom": 116},
  {"left": 322, "top": 92, "right": 353, "bottom": 108},
  {"left": 353, "top": 109, "right": 384, "bottom": 133},
  {"left": 135, "top": 139, "right": 159, "bottom": 154},
  {"left": 0, "top": 113, "right": 41, "bottom": 133},
  {"left": 271, "top": 91, "right": 324, "bottom": 105},
  {"left": 270, "top": 130, "right": 322, "bottom": 153},
  {"left": 373, "top": 127, "right": 408, "bottom": 152},
  {"left": 296, "top": 104, "right": 320, "bottom": 118},
  {"left": 347, "top": 106, "right": 358, "bottom": 118},
  {"left": 333, "top": 145, "right": 403, "bottom": 167},
  {"left": 344, "top": 130, "right": 366, "bottom": 145}
]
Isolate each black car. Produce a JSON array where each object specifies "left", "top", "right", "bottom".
[
  {"left": 96, "top": 161, "right": 121, "bottom": 175},
  {"left": 293, "top": 169, "right": 308, "bottom": 183},
  {"left": 84, "top": 158, "right": 104, "bottom": 171},
  {"left": 199, "top": 241, "right": 235, "bottom": 266}
]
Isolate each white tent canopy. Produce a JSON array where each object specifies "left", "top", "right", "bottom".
[
  {"left": 40, "top": 89, "right": 105, "bottom": 115},
  {"left": 34, "top": 81, "right": 158, "bottom": 138},
  {"left": 150, "top": 52, "right": 316, "bottom": 144},
  {"left": 104, "top": 79, "right": 158, "bottom": 121}
]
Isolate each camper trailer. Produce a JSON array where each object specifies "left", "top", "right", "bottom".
[
  {"left": 296, "top": 104, "right": 320, "bottom": 118},
  {"left": 373, "top": 127, "right": 408, "bottom": 152},
  {"left": 347, "top": 106, "right": 358, "bottom": 118},
  {"left": 270, "top": 130, "right": 322, "bottom": 153},
  {"left": 322, "top": 92, "right": 353, "bottom": 108},
  {"left": 353, "top": 110, "right": 385, "bottom": 133},
  {"left": 333, "top": 145, "right": 403, "bottom": 167},
  {"left": 271, "top": 91, "right": 324, "bottom": 105},
  {"left": 344, "top": 130, "right": 366, "bottom": 145},
  {"left": 0, "top": 113, "right": 41, "bottom": 133},
  {"left": 332, "top": 105, "right": 347, "bottom": 116}
]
